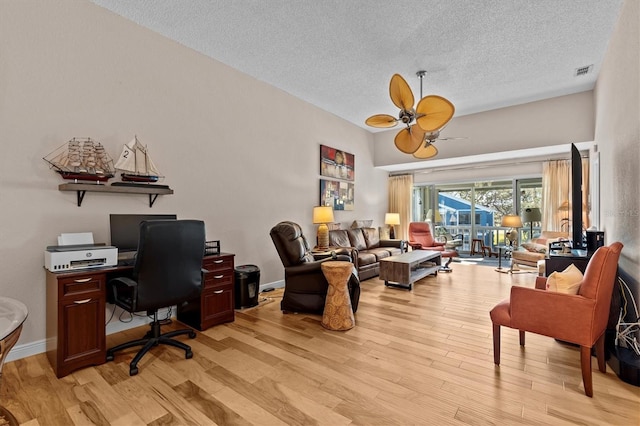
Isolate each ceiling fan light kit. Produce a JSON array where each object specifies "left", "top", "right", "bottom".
[{"left": 366, "top": 71, "right": 457, "bottom": 159}]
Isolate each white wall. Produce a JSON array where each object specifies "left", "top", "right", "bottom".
[
  {"left": 0, "top": 1, "right": 387, "bottom": 348},
  {"left": 594, "top": 0, "right": 639, "bottom": 290}
]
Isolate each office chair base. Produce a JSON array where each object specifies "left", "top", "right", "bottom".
[{"left": 106, "top": 320, "right": 196, "bottom": 376}]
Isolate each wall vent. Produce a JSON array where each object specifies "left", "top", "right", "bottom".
[{"left": 575, "top": 65, "right": 593, "bottom": 76}]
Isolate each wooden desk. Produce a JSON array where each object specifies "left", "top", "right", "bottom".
[{"left": 45, "top": 253, "right": 234, "bottom": 378}]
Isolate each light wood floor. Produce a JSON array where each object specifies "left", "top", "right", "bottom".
[{"left": 3, "top": 263, "right": 639, "bottom": 425}]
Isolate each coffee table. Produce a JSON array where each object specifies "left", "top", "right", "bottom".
[{"left": 379, "top": 250, "right": 442, "bottom": 290}]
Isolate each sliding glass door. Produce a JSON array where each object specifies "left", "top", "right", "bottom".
[{"left": 413, "top": 178, "right": 542, "bottom": 253}]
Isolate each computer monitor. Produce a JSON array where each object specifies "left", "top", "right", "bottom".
[{"left": 109, "top": 214, "right": 177, "bottom": 253}]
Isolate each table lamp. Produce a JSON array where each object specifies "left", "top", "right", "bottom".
[
  {"left": 313, "top": 206, "right": 334, "bottom": 249},
  {"left": 522, "top": 207, "right": 541, "bottom": 238},
  {"left": 501, "top": 214, "right": 523, "bottom": 247},
  {"left": 385, "top": 213, "right": 400, "bottom": 239}
]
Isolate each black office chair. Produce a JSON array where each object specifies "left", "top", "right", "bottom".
[{"left": 106, "top": 219, "right": 206, "bottom": 375}]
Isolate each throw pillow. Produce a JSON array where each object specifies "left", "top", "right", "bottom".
[
  {"left": 546, "top": 264, "right": 584, "bottom": 294},
  {"left": 521, "top": 242, "right": 547, "bottom": 253}
]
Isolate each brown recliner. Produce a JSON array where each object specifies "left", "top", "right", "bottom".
[{"left": 270, "top": 221, "right": 360, "bottom": 314}]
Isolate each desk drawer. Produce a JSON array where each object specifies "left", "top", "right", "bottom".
[
  {"left": 58, "top": 274, "right": 105, "bottom": 300},
  {"left": 203, "top": 270, "right": 233, "bottom": 290},
  {"left": 203, "top": 255, "right": 233, "bottom": 273}
]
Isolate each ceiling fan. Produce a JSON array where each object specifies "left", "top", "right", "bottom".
[{"left": 365, "top": 71, "right": 456, "bottom": 159}]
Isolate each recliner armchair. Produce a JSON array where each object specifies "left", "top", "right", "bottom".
[
  {"left": 106, "top": 219, "right": 206, "bottom": 376},
  {"left": 408, "top": 222, "right": 457, "bottom": 271},
  {"left": 270, "top": 221, "right": 360, "bottom": 314}
]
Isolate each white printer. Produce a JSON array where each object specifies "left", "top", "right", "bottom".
[{"left": 45, "top": 232, "right": 117, "bottom": 272}]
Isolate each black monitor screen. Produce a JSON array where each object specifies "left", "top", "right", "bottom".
[{"left": 109, "top": 214, "right": 177, "bottom": 252}]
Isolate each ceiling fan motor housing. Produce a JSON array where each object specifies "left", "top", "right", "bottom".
[{"left": 399, "top": 108, "right": 415, "bottom": 124}]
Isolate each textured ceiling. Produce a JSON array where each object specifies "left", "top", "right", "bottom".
[{"left": 90, "top": 0, "right": 624, "bottom": 132}]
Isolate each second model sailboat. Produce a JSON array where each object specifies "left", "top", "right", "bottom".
[{"left": 114, "top": 136, "right": 162, "bottom": 183}]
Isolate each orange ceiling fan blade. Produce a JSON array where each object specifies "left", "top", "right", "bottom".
[
  {"left": 410, "top": 124, "right": 426, "bottom": 144},
  {"left": 415, "top": 95, "right": 455, "bottom": 132},
  {"left": 394, "top": 127, "right": 422, "bottom": 154},
  {"left": 389, "top": 74, "right": 415, "bottom": 111},
  {"left": 365, "top": 114, "right": 398, "bottom": 128},
  {"left": 412, "top": 143, "right": 439, "bottom": 159}
]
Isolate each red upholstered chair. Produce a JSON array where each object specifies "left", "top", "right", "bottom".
[
  {"left": 490, "top": 242, "right": 623, "bottom": 397},
  {"left": 408, "top": 222, "right": 457, "bottom": 272}
]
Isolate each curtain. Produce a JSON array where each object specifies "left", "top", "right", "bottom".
[
  {"left": 542, "top": 158, "right": 590, "bottom": 232},
  {"left": 388, "top": 174, "right": 413, "bottom": 240},
  {"left": 542, "top": 160, "right": 570, "bottom": 231}
]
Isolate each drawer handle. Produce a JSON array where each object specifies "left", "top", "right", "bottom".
[
  {"left": 213, "top": 290, "right": 224, "bottom": 294},
  {"left": 74, "top": 298, "right": 92, "bottom": 304},
  {"left": 214, "top": 260, "right": 224, "bottom": 264},
  {"left": 73, "top": 278, "right": 92, "bottom": 283},
  {"left": 214, "top": 275, "right": 224, "bottom": 279}
]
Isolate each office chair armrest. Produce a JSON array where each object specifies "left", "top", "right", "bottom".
[{"left": 108, "top": 276, "right": 138, "bottom": 310}]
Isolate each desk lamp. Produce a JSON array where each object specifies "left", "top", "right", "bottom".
[
  {"left": 501, "top": 214, "right": 523, "bottom": 248},
  {"left": 313, "top": 206, "right": 334, "bottom": 250},
  {"left": 522, "top": 207, "right": 541, "bottom": 238},
  {"left": 385, "top": 213, "right": 400, "bottom": 239}
]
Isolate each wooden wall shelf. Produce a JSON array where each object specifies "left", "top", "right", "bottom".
[{"left": 59, "top": 183, "right": 173, "bottom": 207}]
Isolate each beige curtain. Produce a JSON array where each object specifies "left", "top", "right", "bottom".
[
  {"left": 388, "top": 174, "right": 413, "bottom": 240},
  {"left": 542, "top": 160, "right": 570, "bottom": 231},
  {"left": 542, "top": 158, "right": 590, "bottom": 232}
]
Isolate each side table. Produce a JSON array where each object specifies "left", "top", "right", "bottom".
[
  {"left": 320, "top": 261, "right": 355, "bottom": 331},
  {"left": 0, "top": 297, "right": 28, "bottom": 426}
]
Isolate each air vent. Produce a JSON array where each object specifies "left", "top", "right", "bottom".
[{"left": 575, "top": 65, "right": 593, "bottom": 77}]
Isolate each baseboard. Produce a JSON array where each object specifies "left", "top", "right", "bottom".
[
  {"left": 260, "top": 280, "right": 284, "bottom": 292},
  {"left": 7, "top": 284, "right": 285, "bottom": 363},
  {"left": 6, "top": 306, "right": 172, "bottom": 363}
]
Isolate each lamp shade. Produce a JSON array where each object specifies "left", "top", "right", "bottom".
[
  {"left": 313, "top": 206, "right": 334, "bottom": 224},
  {"left": 501, "top": 214, "right": 523, "bottom": 228},
  {"left": 558, "top": 200, "right": 570, "bottom": 212},
  {"left": 522, "top": 207, "right": 541, "bottom": 223},
  {"left": 384, "top": 213, "right": 400, "bottom": 225}
]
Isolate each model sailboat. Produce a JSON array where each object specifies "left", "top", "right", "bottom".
[
  {"left": 43, "top": 137, "right": 115, "bottom": 182},
  {"left": 114, "top": 136, "right": 162, "bottom": 183}
]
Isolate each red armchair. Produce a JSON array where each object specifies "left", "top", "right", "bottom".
[
  {"left": 408, "top": 222, "right": 457, "bottom": 271},
  {"left": 490, "top": 242, "right": 623, "bottom": 397}
]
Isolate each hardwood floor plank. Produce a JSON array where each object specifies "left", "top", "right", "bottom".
[{"left": 3, "top": 263, "right": 639, "bottom": 425}]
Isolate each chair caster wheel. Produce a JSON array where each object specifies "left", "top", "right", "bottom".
[
  {"left": 186, "top": 350, "right": 193, "bottom": 359},
  {"left": 106, "top": 353, "right": 114, "bottom": 362},
  {"left": 188, "top": 330, "right": 196, "bottom": 338},
  {"left": 129, "top": 366, "right": 138, "bottom": 376}
]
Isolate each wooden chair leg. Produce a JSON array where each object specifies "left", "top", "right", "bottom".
[
  {"left": 519, "top": 330, "right": 525, "bottom": 346},
  {"left": 580, "top": 345, "right": 593, "bottom": 397},
  {"left": 493, "top": 324, "right": 501, "bottom": 365},
  {"left": 596, "top": 334, "right": 606, "bottom": 373}
]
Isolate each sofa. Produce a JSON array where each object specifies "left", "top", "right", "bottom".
[
  {"left": 510, "top": 231, "right": 569, "bottom": 273},
  {"left": 328, "top": 227, "right": 405, "bottom": 280}
]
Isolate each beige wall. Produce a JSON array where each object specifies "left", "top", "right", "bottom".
[
  {"left": 0, "top": 1, "right": 387, "bottom": 348},
  {"left": 594, "top": 0, "right": 639, "bottom": 287}
]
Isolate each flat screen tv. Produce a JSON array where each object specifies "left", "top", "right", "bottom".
[
  {"left": 109, "top": 214, "right": 177, "bottom": 253},
  {"left": 571, "top": 144, "right": 584, "bottom": 249}
]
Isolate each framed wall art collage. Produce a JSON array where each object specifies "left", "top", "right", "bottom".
[{"left": 319, "top": 144, "right": 354, "bottom": 211}]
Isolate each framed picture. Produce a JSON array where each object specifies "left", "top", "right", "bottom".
[
  {"left": 320, "top": 179, "right": 354, "bottom": 211},
  {"left": 320, "top": 145, "right": 354, "bottom": 181}
]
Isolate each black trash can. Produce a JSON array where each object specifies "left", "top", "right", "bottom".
[{"left": 234, "top": 265, "right": 260, "bottom": 309}]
